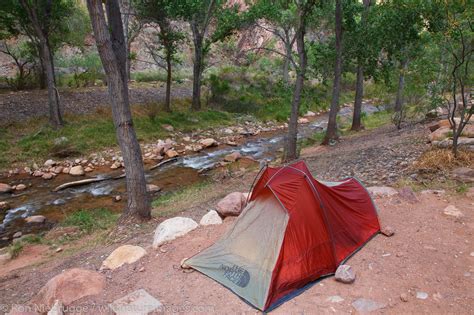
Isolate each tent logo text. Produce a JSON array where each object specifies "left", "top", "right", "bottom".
[{"left": 220, "top": 264, "right": 250, "bottom": 287}]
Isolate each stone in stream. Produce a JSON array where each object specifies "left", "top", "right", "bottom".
[
  {"left": 335, "top": 264, "right": 356, "bottom": 284},
  {"left": 0, "top": 183, "right": 13, "bottom": 193},
  {"left": 152, "top": 217, "right": 198, "bottom": 248},
  {"left": 69, "top": 165, "right": 85, "bottom": 176},
  {"left": 100, "top": 245, "right": 147, "bottom": 270},
  {"left": 199, "top": 138, "right": 218, "bottom": 148},
  {"left": 165, "top": 149, "right": 179, "bottom": 158},
  {"left": 224, "top": 151, "right": 242, "bottom": 162},
  {"left": 146, "top": 184, "right": 161, "bottom": 193},
  {"left": 25, "top": 215, "right": 46, "bottom": 224},
  {"left": 31, "top": 268, "right": 105, "bottom": 309},
  {"left": 13, "top": 231, "right": 22, "bottom": 238},
  {"left": 42, "top": 173, "right": 54, "bottom": 180},
  {"left": 0, "top": 201, "right": 10, "bottom": 211},
  {"left": 109, "top": 289, "right": 162, "bottom": 315},
  {"left": 15, "top": 184, "right": 27, "bottom": 191}
]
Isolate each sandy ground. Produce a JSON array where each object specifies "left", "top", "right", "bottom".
[{"left": 1, "top": 190, "right": 473, "bottom": 314}]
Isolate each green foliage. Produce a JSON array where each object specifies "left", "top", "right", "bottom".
[
  {"left": 8, "top": 242, "right": 24, "bottom": 258},
  {"left": 56, "top": 51, "right": 105, "bottom": 88},
  {"left": 62, "top": 208, "right": 118, "bottom": 233},
  {"left": 131, "top": 70, "right": 188, "bottom": 83}
]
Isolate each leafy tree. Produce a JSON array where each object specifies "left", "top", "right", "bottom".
[
  {"left": 169, "top": 0, "right": 243, "bottom": 111},
  {"left": 133, "top": 0, "right": 185, "bottom": 112},
  {"left": 0, "top": 0, "right": 76, "bottom": 128},
  {"left": 86, "top": 0, "right": 151, "bottom": 221},
  {"left": 0, "top": 39, "right": 35, "bottom": 90}
]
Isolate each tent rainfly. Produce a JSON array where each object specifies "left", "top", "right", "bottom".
[{"left": 185, "top": 161, "right": 381, "bottom": 311}]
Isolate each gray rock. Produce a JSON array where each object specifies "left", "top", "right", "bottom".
[
  {"left": 335, "top": 264, "right": 356, "bottom": 284},
  {"left": 367, "top": 186, "right": 398, "bottom": 198},
  {"left": 152, "top": 217, "right": 198, "bottom": 248},
  {"left": 199, "top": 210, "right": 223, "bottom": 226},
  {"left": 451, "top": 167, "right": 474, "bottom": 183},
  {"left": 416, "top": 291, "right": 428, "bottom": 300},
  {"left": 327, "top": 295, "right": 344, "bottom": 303},
  {"left": 109, "top": 289, "right": 162, "bottom": 315},
  {"left": 352, "top": 298, "right": 386, "bottom": 313}
]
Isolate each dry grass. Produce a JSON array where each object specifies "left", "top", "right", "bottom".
[{"left": 412, "top": 148, "right": 474, "bottom": 172}]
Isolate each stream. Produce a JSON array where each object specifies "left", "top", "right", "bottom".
[{"left": 0, "top": 103, "right": 382, "bottom": 247}]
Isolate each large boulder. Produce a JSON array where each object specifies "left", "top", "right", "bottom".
[
  {"left": 0, "top": 183, "right": 13, "bottom": 193},
  {"left": 101, "top": 245, "right": 147, "bottom": 270},
  {"left": 462, "top": 124, "right": 474, "bottom": 137},
  {"left": 216, "top": 192, "right": 247, "bottom": 217},
  {"left": 31, "top": 268, "right": 105, "bottom": 309},
  {"left": 428, "top": 127, "right": 451, "bottom": 142},
  {"left": 200, "top": 210, "right": 223, "bottom": 226},
  {"left": 451, "top": 167, "right": 474, "bottom": 183},
  {"left": 152, "top": 217, "right": 198, "bottom": 248},
  {"left": 68, "top": 165, "right": 85, "bottom": 176},
  {"left": 366, "top": 186, "right": 398, "bottom": 198}
]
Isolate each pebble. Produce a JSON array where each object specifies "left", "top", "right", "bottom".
[
  {"left": 416, "top": 291, "right": 428, "bottom": 300},
  {"left": 400, "top": 293, "right": 409, "bottom": 302}
]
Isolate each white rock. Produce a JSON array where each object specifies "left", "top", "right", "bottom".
[
  {"left": 146, "top": 184, "right": 161, "bottom": 193},
  {"left": 298, "top": 117, "right": 310, "bottom": 124},
  {"left": 199, "top": 138, "right": 218, "bottom": 148},
  {"left": 152, "top": 217, "right": 198, "bottom": 248},
  {"left": 326, "top": 295, "right": 344, "bottom": 303},
  {"left": 15, "top": 184, "right": 27, "bottom": 191},
  {"left": 352, "top": 298, "right": 386, "bottom": 313},
  {"left": 44, "top": 159, "right": 56, "bottom": 167},
  {"left": 200, "top": 210, "right": 223, "bottom": 226},
  {"left": 109, "top": 289, "right": 162, "bottom": 315},
  {"left": 443, "top": 205, "right": 463, "bottom": 218},
  {"left": 367, "top": 186, "right": 398, "bottom": 197},
  {"left": 25, "top": 215, "right": 46, "bottom": 224},
  {"left": 416, "top": 291, "right": 428, "bottom": 300},
  {"left": 304, "top": 111, "right": 316, "bottom": 117},
  {"left": 100, "top": 245, "right": 147, "bottom": 270}
]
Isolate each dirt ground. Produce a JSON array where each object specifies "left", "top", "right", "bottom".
[{"left": 0, "top": 124, "right": 473, "bottom": 314}]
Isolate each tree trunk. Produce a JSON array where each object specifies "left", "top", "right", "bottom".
[
  {"left": 394, "top": 59, "right": 408, "bottom": 112},
  {"left": 40, "top": 39, "right": 63, "bottom": 128},
  {"left": 351, "top": 64, "right": 364, "bottom": 131},
  {"left": 191, "top": 22, "right": 203, "bottom": 111},
  {"left": 165, "top": 54, "right": 172, "bottom": 112},
  {"left": 323, "top": 0, "right": 343, "bottom": 145},
  {"left": 283, "top": 29, "right": 292, "bottom": 85},
  {"left": 87, "top": 0, "right": 151, "bottom": 221},
  {"left": 285, "top": 10, "right": 307, "bottom": 161}
]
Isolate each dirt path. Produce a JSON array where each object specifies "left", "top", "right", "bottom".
[
  {"left": 0, "top": 83, "right": 192, "bottom": 125},
  {"left": 0, "top": 124, "right": 472, "bottom": 314}
]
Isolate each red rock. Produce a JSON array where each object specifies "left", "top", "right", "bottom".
[{"left": 216, "top": 192, "right": 247, "bottom": 217}]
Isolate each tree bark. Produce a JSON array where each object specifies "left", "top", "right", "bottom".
[
  {"left": 191, "top": 22, "right": 203, "bottom": 111},
  {"left": 87, "top": 0, "right": 151, "bottom": 221},
  {"left": 323, "top": 0, "right": 343, "bottom": 145},
  {"left": 394, "top": 59, "right": 408, "bottom": 112},
  {"left": 351, "top": 64, "right": 364, "bottom": 131},
  {"left": 282, "top": 29, "right": 292, "bottom": 85},
  {"left": 165, "top": 54, "right": 172, "bottom": 112},
  {"left": 285, "top": 8, "right": 308, "bottom": 161}
]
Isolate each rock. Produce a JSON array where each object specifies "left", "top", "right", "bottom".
[
  {"left": 42, "top": 173, "right": 54, "bottom": 180},
  {"left": 216, "top": 192, "right": 247, "bottom": 217},
  {"left": 44, "top": 159, "right": 56, "bottom": 167},
  {"left": 146, "top": 184, "right": 161, "bottom": 193},
  {"left": 200, "top": 210, "right": 223, "bottom": 226},
  {"left": 367, "top": 186, "right": 398, "bottom": 198},
  {"left": 69, "top": 165, "right": 85, "bottom": 176},
  {"left": 400, "top": 293, "right": 409, "bottom": 302},
  {"left": 47, "top": 300, "right": 63, "bottom": 315},
  {"left": 162, "top": 124, "right": 174, "bottom": 132},
  {"left": 0, "top": 201, "right": 10, "bottom": 211},
  {"left": 114, "top": 195, "right": 122, "bottom": 202},
  {"left": 15, "top": 184, "right": 27, "bottom": 191},
  {"left": 451, "top": 167, "right": 474, "bottom": 183},
  {"left": 298, "top": 117, "right": 310, "bottom": 124},
  {"left": 398, "top": 187, "right": 418, "bottom": 203},
  {"left": 443, "top": 205, "right": 463, "bottom": 218},
  {"left": 352, "top": 298, "right": 386, "bottom": 313},
  {"left": 327, "top": 295, "right": 344, "bottom": 303},
  {"left": 109, "top": 289, "right": 162, "bottom": 315},
  {"left": 462, "top": 124, "right": 474, "bottom": 137},
  {"left": 165, "top": 149, "right": 179, "bottom": 158},
  {"left": 33, "top": 170, "right": 44, "bottom": 177},
  {"left": 466, "top": 187, "right": 474, "bottom": 198},
  {"left": 62, "top": 167, "right": 70, "bottom": 174},
  {"left": 199, "top": 138, "right": 218, "bottom": 148},
  {"left": 335, "top": 264, "right": 356, "bottom": 284},
  {"left": 428, "top": 126, "right": 451, "bottom": 142},
  {"left": 380, "top": 226, "right": 395, "bottom": 237},
  {"left": 223, "top": 128, "right": 233, "bottom": 134},
  {"left": 224, "top": 151, "right": 242, "bottom": 162},
  {"left": 416, "top": 291, "right": 428, "bottom": 300},
  {"left": 13, "top": 231, "right": 22, "bottom": 238},
  {"left": 0, "top": 183, "right": 13, "bottom": 193},
  {"left": 84, "top": 166, "right": 93, "bottom": 172},
  {"left": 152, "top": 217, "right": 198, "bottom": 248},
  {"left": 52, "top": 166, "right": 63, "bottom": 174},
  {"left": 421, "top": 189, "right": 445, "bottom": 195},
  {"left": 304, "top": 111, "right": 316, "bottom": 117},
  {"left": 110, "top": 161, "right": 121, "bottom": 169},
  {"left": 31, "top": 268, "right": 105, "bottom": 308},
  {"left": 25, "top": 215, "right": 46, "bottom": 224},
  {"left": 100, "top": 245, "right": 147, "bottom": 270}
]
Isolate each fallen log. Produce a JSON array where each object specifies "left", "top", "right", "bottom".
[
  {"left": 149, "top": 157, "right": 178, "bottom": 170},
  {"left": 52, "top": 177, "right": 109, "bottom": 192}
]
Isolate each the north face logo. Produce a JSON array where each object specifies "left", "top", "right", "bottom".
[{"left": 220, "top": 264, "right": 250, "bottom": 287}]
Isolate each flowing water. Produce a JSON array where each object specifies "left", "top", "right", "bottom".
[{"left": 0, "top": 103, "right": 382, "bottom": 247}]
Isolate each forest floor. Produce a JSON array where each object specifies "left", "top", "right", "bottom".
[{"left": 1, "top": 120, "right": 473, "bottom": 314}]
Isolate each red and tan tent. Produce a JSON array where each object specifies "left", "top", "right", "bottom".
[{"left": 186, "top": 161, "right": 380, "bottom": 311}]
